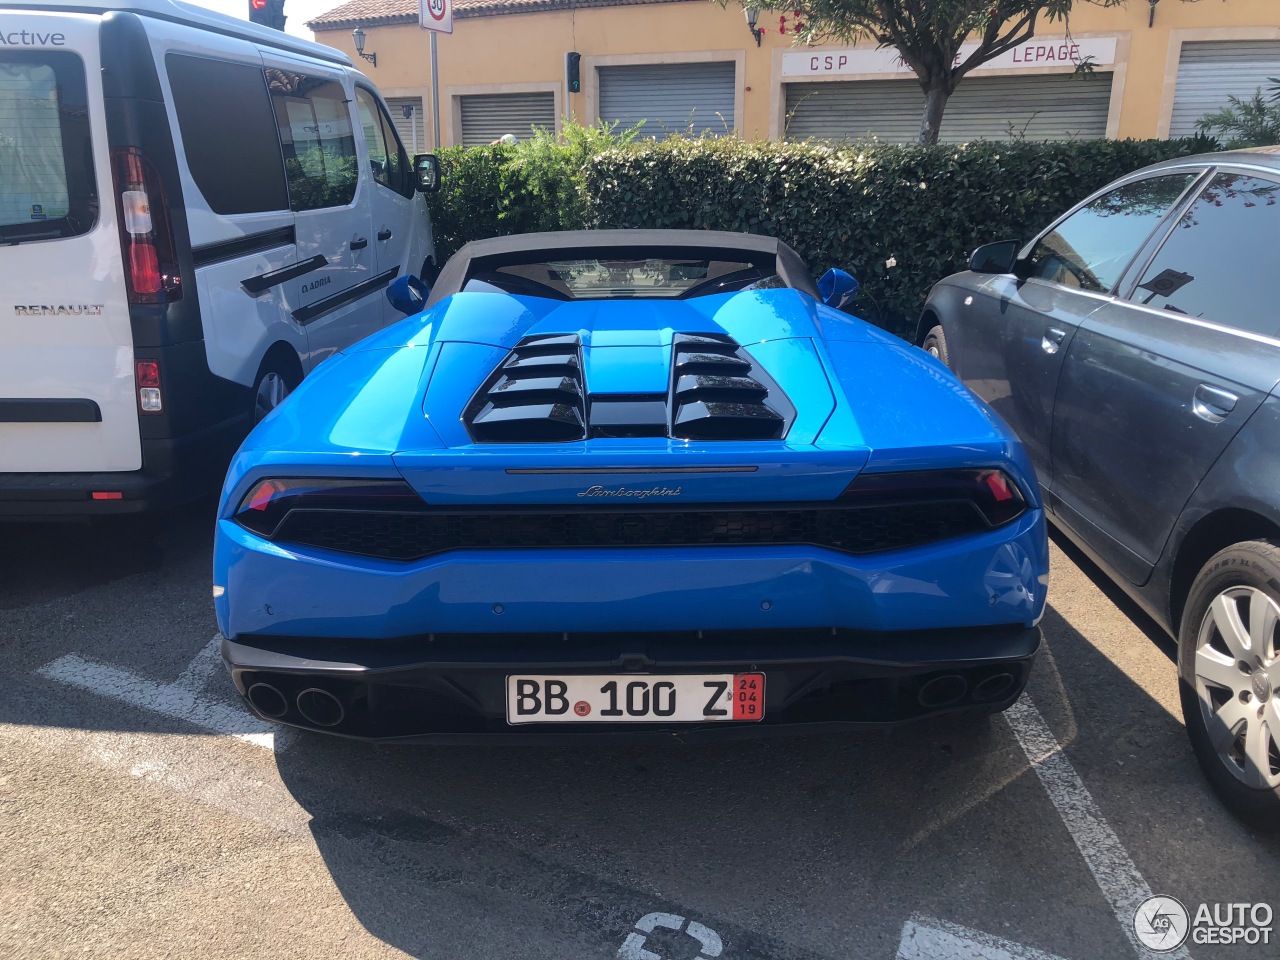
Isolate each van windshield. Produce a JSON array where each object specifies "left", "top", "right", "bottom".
[{"left": 0, "top": 51, "right": 97, "bottom": 244}]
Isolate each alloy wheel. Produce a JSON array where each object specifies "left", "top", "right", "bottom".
[
  {"left": 1193, "top": 585, "right": 1280, "bottom": 789},
  {"left": 254, "top": 371, "right": 289, "bottom": 423}
]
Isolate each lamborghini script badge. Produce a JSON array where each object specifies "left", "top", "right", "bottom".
[{"left": 577, "top": 485, "right": 683, "bottom": 500}]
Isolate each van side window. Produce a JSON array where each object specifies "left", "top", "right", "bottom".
[
  {"left": 355, "top": 88, "right": 413, "bottom": 199},
  {"left": 266, "top": 70, "right": 358, "bottom": 212},
  {"left": 1129, "top": 173, "right": 1280, "bottom": 337},
  {"left": 166, "top": 55, "right": 288, "bottom": 216}
]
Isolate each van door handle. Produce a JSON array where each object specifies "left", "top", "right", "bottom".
[
  {"left": 1193, "top": 384, "right": 1238, "bottom": 424},
  {"left": 350, "top": 236, "right": 368, "bottom": 250},
  {"left": 377, "top": 228, "right": 393, "bottom": 242},
  {"left": 1041, "top": 327, "right": 1067, "bottom": 355}
]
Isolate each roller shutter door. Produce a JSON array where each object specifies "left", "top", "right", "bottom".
[
  {"left": 1169, "top": 41, "right": 1280, "bottom": 138},
  {"left": 459, "top": 92, "right": 555, "bottom": 146},
  {"left": 385, "top": 97, "right": 425, "bottom": 153},
  {"left": 599, "top": 62, "right": 736, "bottom": 138},
  {"left": 786, "top": 73, "right": 1113, "bottom": 143}
]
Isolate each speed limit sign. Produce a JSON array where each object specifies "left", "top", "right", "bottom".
[{"left": 419, "top": 0, "right": 453, "bottom": 34}]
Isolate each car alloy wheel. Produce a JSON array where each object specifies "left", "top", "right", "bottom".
[
  {"left": 253, "top": 370, "right": 290, "bottom": 423},
  {"left": 1192, "top": 585, "right": 1280, "bottom": 789},
  {"left": 1179, "top": 540, "right": 1280, "bottom": 827}
]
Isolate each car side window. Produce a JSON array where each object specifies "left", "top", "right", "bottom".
[
  {"left": 167, "top": 54, "right": 288, "bottom": 215},
  {"left": 377, "top": 104, "right": 413, "bottom": 199},
  {"left": 355, "top": 88, "right": 413, "bottom": 200},
  {"left": 266, "top": 69, "right": 358, "bottom": 212},
  {"left": 354, "top": 88, "right": 391, "bottom": 189},
  {"left": 1128, "top": 172, "right": 1280, "bottom": 337},
  {"left": 1027, "top": 175, "right": 1195, "bottom": 294}
]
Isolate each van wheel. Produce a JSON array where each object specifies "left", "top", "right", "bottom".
[
  {"left": 252, "top": 362, "right": 299, "bottom": 423},
  {"left": 922, "top": 324, "right": 950, "bottom": 367},
  {"left": 1179, "top": 540, "right": 1280, "bottom": 829}
]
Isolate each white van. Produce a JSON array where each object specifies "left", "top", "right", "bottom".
[{"left": 0, "top": 0, "right": 439, "bottom": 516}]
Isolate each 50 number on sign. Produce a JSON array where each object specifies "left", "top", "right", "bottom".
[{"left": 506, "top": 673, "right": 765, "bottom": 724}]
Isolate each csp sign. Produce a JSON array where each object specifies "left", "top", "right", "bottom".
[{"left": 420, "top": 0, "right": 453, "bottom": 34}]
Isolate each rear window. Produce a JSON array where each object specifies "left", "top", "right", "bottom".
[
  {"left": 466, "top": 256, "right": 782, "bottom": 300},
  {"left": 0, "top": 51, "right": 97, "bottom": 244}
]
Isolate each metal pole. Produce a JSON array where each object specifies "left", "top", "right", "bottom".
[{"left": 430, "top": 30, "right": 441, "bottom": 150}]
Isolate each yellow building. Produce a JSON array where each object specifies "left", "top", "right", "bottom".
[{"left": 307, "top": 0, "right": 1280, "bottom": 149}]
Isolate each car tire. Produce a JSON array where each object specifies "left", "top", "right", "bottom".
[
  {"left": 922, "top": 323, "right": 950, "bottom": 367},
  {"left": 251, "top": 360, "right": 299, "bottom": 424},
  {"left": 1178, "top": 540, "right": 1280, "bottom": 829}
]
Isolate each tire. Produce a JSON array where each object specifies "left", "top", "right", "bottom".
[
  {"left": 1178, "top": 540, "right": 1280, "bottom": 828},
  {"left": 251, "top": 359, "right": 299, "bottom": 424},
  {"left": 922, "top": 323, "right": 950, "bottom": 367}
]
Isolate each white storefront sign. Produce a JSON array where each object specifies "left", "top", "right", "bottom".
[{"left": 782, "top": 36, "right": 1117, "bottom": 78}]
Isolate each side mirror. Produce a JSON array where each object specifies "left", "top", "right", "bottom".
[
  {"left": 386, "top": 274, "right": 430, "bottom": 316},
  {"left": 968, "top": 240, "right": 1020, "bottom": 274},
  {"left": 817, "top": 268, "right": 859, "bottom": 310},
  {"left": 414, "top": 154, "right": 441, "bottom": 193}
]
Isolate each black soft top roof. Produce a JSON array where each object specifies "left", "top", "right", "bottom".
[{"left": 426, "top": 229, "right": 819, "bottom": 305}]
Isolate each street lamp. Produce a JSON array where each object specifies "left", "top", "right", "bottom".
[
  {"left": 744, "top": 6, "right": 763, "bottom": 47},
  {"left": 351, "top": 27, "right": 377, "bottom": 67}
]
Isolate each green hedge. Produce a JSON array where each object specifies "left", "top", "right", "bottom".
[{"left": 428, "top": 134, "right": 1217, "bottom": 337}]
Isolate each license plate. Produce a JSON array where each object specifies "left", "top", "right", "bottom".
[{"left": 506, "top": 673, "right": 765, "bottom": 724}]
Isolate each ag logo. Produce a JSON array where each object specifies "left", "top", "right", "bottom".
[
  {"left": 1133, "top": 896, "right": 1190, "bottom": 952},
  {"left": 618, "top": 912, "right": 722, "bottom": 960}
]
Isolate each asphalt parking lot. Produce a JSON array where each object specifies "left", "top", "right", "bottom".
[{"left": 1, "top": 501, "right": 1276, "bottom": 960}]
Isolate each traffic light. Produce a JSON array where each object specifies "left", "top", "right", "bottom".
[
  {"left": 565, "top": 51, "right": 581, "bottom": 94},
  {"left": 248, "top": 0, "right": 286, "bottom": 31}
]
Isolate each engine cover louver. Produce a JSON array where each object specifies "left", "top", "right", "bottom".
[
  {"left": 464, "top": 335, "right": 587, "bottom": 442},
  {"left": 669, "top": 334, "right": 792, "bottom": 441},
  {"left": 463, "top": 333, "right": 793, "bottom": 443}
]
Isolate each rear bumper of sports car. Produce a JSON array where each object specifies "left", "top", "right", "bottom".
[
  {"left": 215, "top": 508, "right": 1047, "bottom": 740},
  {"left": 223, "top": 623, "right": 1041, "bottom": 742}
]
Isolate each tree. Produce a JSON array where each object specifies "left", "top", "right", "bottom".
[
  {"left": 734, "top": 1, "right": 1128, "bottom": 145},
  {"left": 1196, "top": 83, "right": 1280, "bottom": 149}
]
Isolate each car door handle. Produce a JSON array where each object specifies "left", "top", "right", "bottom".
[
  {"left": 350, "top": 236, "right": 368, "bottom": 250},
  {"left": 1192, "top": 384, "right": 1238, "bottom": 424},
  {"left": 377, "top": 228, "right": 393, "bottom": 242},
  {"left": 1041, "top": 327, "right": 1067, "bottom": 355}
]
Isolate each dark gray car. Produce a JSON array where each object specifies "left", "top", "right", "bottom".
[{"left": 917, "top": 147, "right": 1280, "bottom": 827}]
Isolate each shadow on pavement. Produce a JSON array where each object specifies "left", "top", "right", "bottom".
[{"left": 264, "top": 597, "right": 1277, "bottom": 960}]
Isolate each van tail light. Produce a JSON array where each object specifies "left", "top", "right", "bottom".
[
  {"left": 135, "top": 359, "right": 163, "bottom": 413},
  {"left": 111, "top": 147, "right": 182, "bottom": 304},
  {"left": 841, "top": 468, "right": 1028, "bottom": 527},
  {"left": 233, "top": 478, "right": 428, "bottom": 538}
]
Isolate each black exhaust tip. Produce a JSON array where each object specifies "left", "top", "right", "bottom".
[
  {"left": 972, "top": 672, "right": 1016, "bottom": 703},
  {"left": 296, "top": 687, "right": 345, "bottom": 727},
  {"left": 246, "top": 682, "right": 289, "bottom": 719},
  {"left": 917, "top": 674, "right": 968, "bottom": 709}
]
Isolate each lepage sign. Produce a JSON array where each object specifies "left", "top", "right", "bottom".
[
  {"left": 783, "top": 35, "right": 1116, "bottom": 78},
  {"left": 419, "top": 0, "right": 453, "bottom": 34}
]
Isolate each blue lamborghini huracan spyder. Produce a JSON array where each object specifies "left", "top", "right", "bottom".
[{"left": 213, "top": 230, "right": 1048, "bottom": 741}]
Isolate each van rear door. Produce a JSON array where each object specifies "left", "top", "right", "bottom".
[{"left": 0, "top": 13, "right": 141, "bottom": 473}]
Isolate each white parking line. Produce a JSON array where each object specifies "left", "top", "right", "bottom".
[
  {"left": 1004, "top": 697, "right": 1192, "bottom": 960},
  {"left": 897, "top": 915, "right": 1069, "bottom": 960},
  {"left": 36, "top": 649, "right": 282, "bottom": 751}
]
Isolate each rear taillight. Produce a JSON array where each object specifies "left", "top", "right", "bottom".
[
  {"left": 841, "top": 468, "right": 1028, "bottom": 527},
  {"left": 111, "top": 147, "right": 182, "bottom": 304},
  {"left": 135, "top": 359, "right": 162, "bottom": 413},
  {"left": 234, "top": 478, "right": 428, "bottom": 538}
]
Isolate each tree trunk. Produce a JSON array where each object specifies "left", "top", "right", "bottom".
[{"left": 918, "top": 85, "right": 950, "bottom": 146}]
